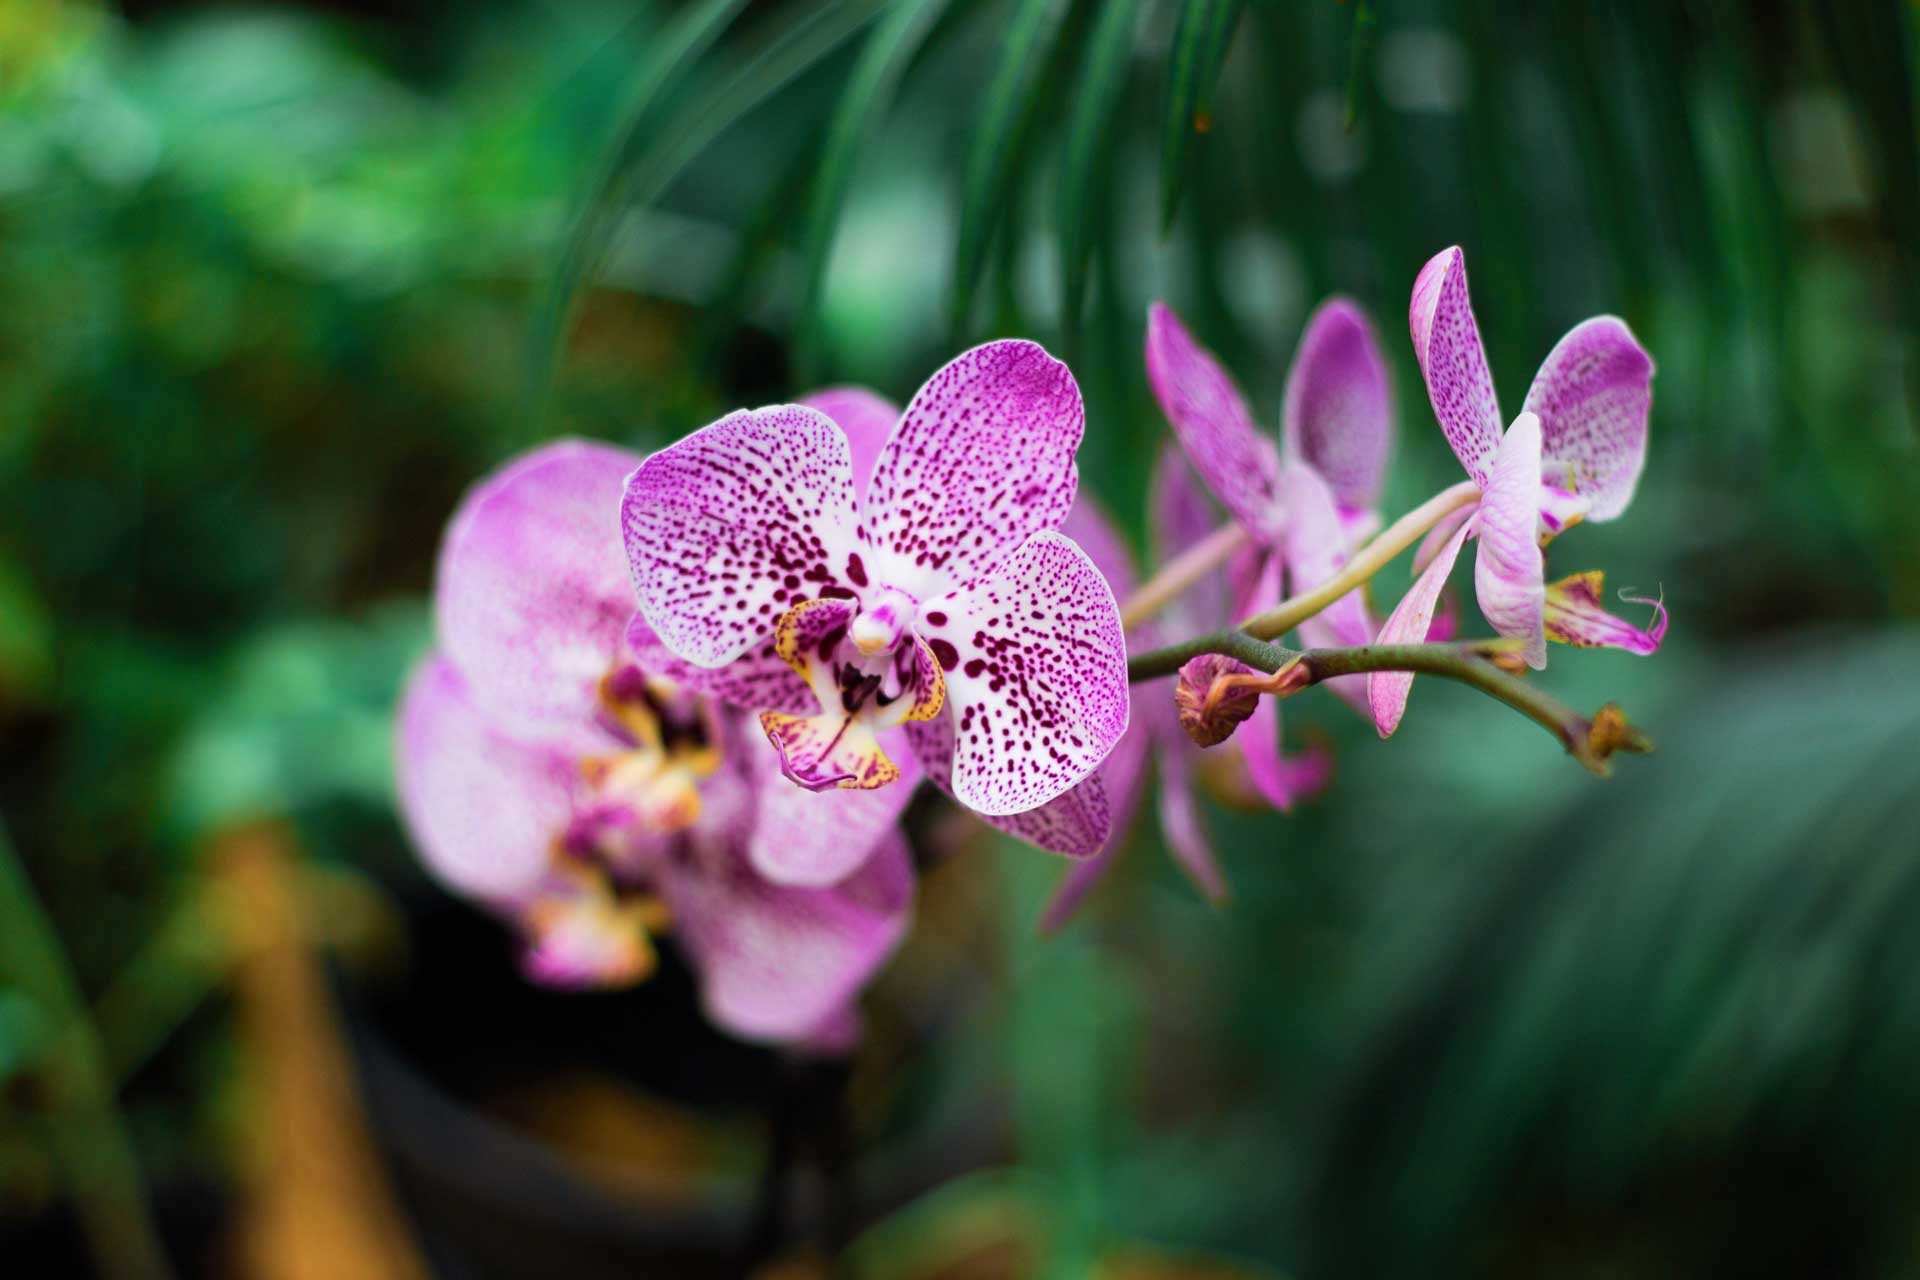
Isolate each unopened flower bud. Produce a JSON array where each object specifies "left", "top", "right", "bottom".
[{"left": 1175, "top": 654, "right": 1263, "bottom": 747}]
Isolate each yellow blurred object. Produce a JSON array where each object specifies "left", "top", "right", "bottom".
[
  {"left": 484, "top": 1070, "right": 738, "bottom": 1205},
  {"left": 211, "top": 821, "right": 429, "bottom": 1280}
]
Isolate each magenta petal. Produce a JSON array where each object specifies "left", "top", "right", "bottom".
[
  {"left": 1368, "top": 521, "right": 1471, "bottom": 737},
  {"left": 1412, "top": 501, "right": 1476, "bottom": 575},
  {"left": 800, "top": 386, "right": 901, "bottom": 499},
  {"left": 625, "top": 614, "right": 813, "bottom": 715},
  {"left": 904, "top": 712, "right": 1119, "bottom": 859},
  {"left": 1145, "top": 303, "right": 1284, "bottom": 543},
  {"left": 925, "top": 531, "right": 1129, "bottom": 816},
  {"left": 1150, "top": 445, "right": 1231, "bottom": 638},
  {"left": 437, "top": 440, "right": 645, "bottom": 728},
  {"left": 1524, "top": 316, "right": 1654, "bottom": 523},
  {"left": 862, "top": 340, "right": 1083, "bottom": 600},
  {"left": 1473, "top": 413, "right": 1548, "bottom": 669},
  {"left": 1036, "top": 840, "right": 1121, "bottom": 932},
  {"left": 743, "top": 724, "right": 922, "bottom": 887},
  {"left": 1544, "top": 573, "right": 1669, "bottom": 655},
  {"left": 1156, "top": 738, "right": 1226, "bottom": 904},
  {"left": 1409, "top": 247, "right": 1504, "bottom": 487},
  {"left": 1282, "top": 297, "right": 1392, "bottom": 510},
  {"left": 395, "top": 657, "right": 584, "bottom": 906},
  {"left": 1277, "top": 461, "right": 1371, "bottom": 646},
  {"left": 668, "top": 828, "right": 912, "bottom": 1045},
  {"left": 624, "top": 405, "right": 862, "bottom": 669},
  {"left": 1238, "top": 694, "right": 1299, "bottom": 811}
]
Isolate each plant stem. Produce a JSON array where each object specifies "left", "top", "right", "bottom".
[
  {"left": 0, "top": 817, "right": 176, "bottom": 1280},
  {"left": 1118, "top": 520, "right": 1248, "bottom": 628},
  {"left": 1126, "top": 636, "right": 1648, "bottom": 775},
  {"left": 1237, "top": 479, "right": 1481, "bottom": 639}
]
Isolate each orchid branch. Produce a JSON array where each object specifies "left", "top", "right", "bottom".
[{"left": 1126, "top": 634, "right": 1652, "bottom": 776}]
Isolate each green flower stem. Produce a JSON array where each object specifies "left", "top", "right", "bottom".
[
  {"left": 1237, "top": 478, "right": 1482, "bottom": 640},
  {"left": 0, "top": 818, "right": 176, "bottom": 1280},
  {"left": 1126, "top": 635, "right": 1650, "bottom": 776}
]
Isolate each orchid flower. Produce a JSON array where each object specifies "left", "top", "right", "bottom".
[
  {"left": 1368, "top": 246, "right": 1668, "bottom": 736},
  {"left": 1145, "top": 300, "right": 1389, "bottom": 808},
  {"left": 395, "top": 441, "right": 913, "bottom": 1044},
  {"left": 622, "top": 341, "right": 1130, "bottom": 836}
]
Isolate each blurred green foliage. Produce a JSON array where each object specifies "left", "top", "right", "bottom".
[{"left": 2, "top": 0, "right": 1918, "bottom": 1275}]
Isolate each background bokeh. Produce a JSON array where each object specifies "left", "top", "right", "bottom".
[{"left": 3, "top": 1, "right": 1918, "bottom": 1276}]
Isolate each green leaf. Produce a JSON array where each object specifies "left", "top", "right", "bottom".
[
  {"left": 522, "top": 0, "right": 752, "bottom": 441},
  {"left": 1057, "top": 0, "right": 1140, "bottom": 335},
  {"left": 796, "top": 0, "right": 951, "bottom": 382},
  {"left": 950, "top": 0, "right": 1075, "bottom": 339},
  {"left": 1158, "top": 0, "right": 1245, "bottom": 235},
  {"left": 1344, "top": 0, "right": 1377, "bottom": 131},
  {"left": 524, "top": 0, "right": 883, "bottom": 440}
]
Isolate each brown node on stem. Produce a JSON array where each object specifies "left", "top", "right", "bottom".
[
  {"left": 1175, "top": 653, "right": 1308, "bottom": 747},
  {"left": 1587, "top": 702, "right": 1654, "bottom": 762}
]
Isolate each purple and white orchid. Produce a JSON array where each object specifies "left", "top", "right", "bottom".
[
  {"left": 622, "top": 341, "right": 1130, "bottom": 833},
  {"left": 1368, "top": 246, "right": 1668, "bottom": 736},
  {"left": 1144, "top": 300, "right": 1390, "bottom": 808},
  {"left": 395, "top": 441, "right": 914, "bottom": 1045}
]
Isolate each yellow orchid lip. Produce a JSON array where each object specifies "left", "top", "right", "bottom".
[{"left": 521, "top": 866, "right": 672, "bottom": 990}]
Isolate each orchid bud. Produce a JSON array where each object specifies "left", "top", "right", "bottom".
[{"left": 1175, "top": 654, "right": 1264, "bottom": 747}]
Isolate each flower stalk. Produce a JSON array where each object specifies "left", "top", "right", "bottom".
[{"left": 1127, "top": 634, "right": 1651, "bottom": 776}]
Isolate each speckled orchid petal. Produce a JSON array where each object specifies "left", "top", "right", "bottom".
[
  {"left": 1473, "top": 413, "right": 1548, "bottom": 670},
  {"left": 396, "top": 658, "right": 583, "bottom": 905},
  {"left": 1409, "top": 246, "right": 1504, "bottom": 486},
  {"left": 1368, "top": 521, "right": 1471, "bottom": 737},
  {"left": 904, "top": 712, "right": 1115, "bottom": 859},
  {"left": 668, "top": 828, "right": 913, "bottom": 1045},
  {"left": 1524, "top": 316, "right": 1653, "bottom": 523},
  {"left": 624, "top": 405, "right": 862, "bottom": 669},
  {"left": 801, "top": 386, "right": 900, "bottom": 496},
  {"left": 922, "top": 531, "right": 1129, "bottom": 816},
  {"left": 625, "top": 616, "right": 813, "bottom": 716},
  {"left": 437, "top": 440, "right": 643, "bottom": 729},
  {"left": 862, "top": 340, "right": 1083, "bottom": 601},
  {"left": 1282, "top": 297, "right": 1392, "bottom": 510},
  {"left": 1145, "top": 303, "right": 1284, "bottom": 543},
  {"left": 1544, "top": 572, "right": 1668, "bottom": 655},
  {"left": 744, "top": 725, "right": 921, "bottom": 887}
]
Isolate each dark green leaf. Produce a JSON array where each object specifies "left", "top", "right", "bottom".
[
  {"left": 950, "top": 0, "right": 1075, "bottom": 339},
  {"left": 796, "top": 0, "right": 951, "bottom": 382},
  {"left": 1158, "top": 0, "right": 1244, "bottom": 235},
  {"left": 522, "top": 0, "right": 752, "bottom": 442},
  {"left": 524, "top": 0, "right": 883, "bottom": 440},
  {"left": 1057, "top": 0, "right": 1140, "bottom": 336}
]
